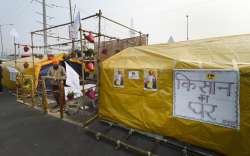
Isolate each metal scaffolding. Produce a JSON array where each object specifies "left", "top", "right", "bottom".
[{"left": 28, "top": 9, "right": 148, "bottom": 116}]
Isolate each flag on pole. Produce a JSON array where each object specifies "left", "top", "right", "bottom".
[
  {"left": 74, "top": 11, "right": 81, "bottom": 30},
  {"left": 69, "top": 25, "right": 78, "bottom": 40},
  {"left": 69, "top": 11, "right": 81, "bottom": 40}
]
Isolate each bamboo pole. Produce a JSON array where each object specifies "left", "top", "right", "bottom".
[
  {"left": 80, "top": 28, "right": 119, "bottom": 40},
  {"left": 101, "top": 15, "right": 143, "bottom": 35},
  {"left": 79, "top": 27, "right": 86, "bottom": 98},
  {"left": 14, "top": 43, "right": 32, "bottom": 47},
  {"left": 37, "top": 32, "right": 118, "bottom": 48},
  {"left": 31, "top": 30, "right": 119, "bottom": 50},
  {"left": 16, "top": 73, "right": 21, "bottom": 101},
  {"left": 82, "top": 114, "right": 98, "bottom": 128},
  {"left": 14, "top": 42, "right": 18, "bottom": 101},
  {"left": 41, "top": 79, "right": 48, "bottom": 114},
  {"left": 30, "top": 32, "right": 118, "bottom": 49},
  {"left": 31, "top": 79, "right": 35, "bottom": 107},
  {"left": 33, "top": 33, "right": 72, "bottom": 41},
  {"left": 59, "top": 80, "right": 65, "bottom": 119}
]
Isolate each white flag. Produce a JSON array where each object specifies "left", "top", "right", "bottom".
[
  {"left": 69, "top": 25, "right": 78, "bottom": 40},
  {"left": 69, "top": 11, "right": 81, "bottom": 39},
  {"left": 74, "top": 11, "right": 81, "bottom": 30}
]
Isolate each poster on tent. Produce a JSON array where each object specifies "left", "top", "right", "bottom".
[
  {"left": 7, "top": 67, "right": 19, "bottom": 81},
  {"left": 128, "top": 71, "right": 140, "bottom": 80},
  {"left": 113, "top": 68, "right": 124, "bottom": 88},
  {"left": 173, "top": 69, "right": 240, "bottom": 129},
  {"left": 144, "top": 69, "right": 158, "bottom": 91}
]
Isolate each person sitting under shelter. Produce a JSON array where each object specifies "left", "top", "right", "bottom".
[{"left": 47, "top": 58, "right": 66, "bottom": 109}]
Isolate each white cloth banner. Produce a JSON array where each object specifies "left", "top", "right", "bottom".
[
  {"left": 69, "top": 11, "right": 81, "bottom": 40},
  {"left": 74, "top": 11, "right": 81, "bottom": 30},
  {"left": 173, "top": 69, "right": 240, "bottom": 129},
  {"left": 69, "top": 25, "right": 78, "bottom": 40},
  {"left": 65, "top": 62, "right": 82, "bottom": 99}
]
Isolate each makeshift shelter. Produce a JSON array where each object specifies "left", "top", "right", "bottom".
[
  {"left": 2, "top": 54, "right": 62, "bottom": 89},
  {"left": 1, "top": 54, "right": 82, "bottom": 92},
  {"left": 99, "top": 34, "right": 250, "bottom": 156}
]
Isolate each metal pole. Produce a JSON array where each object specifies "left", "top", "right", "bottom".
[
  {"left": 186, "top": 15, "right": 189, "bottom": 41},
  {"left": 43, "top": 0, "right": 48, "bottom": 54},
  {"left": 96, "top": 10, "right": 102, "bottom": 96},
  {"left": 130, "top": 18, "right": 135, "bottom": 38},
  {"left": 0, "top": 25, "right": 4, "bottom": 57}
]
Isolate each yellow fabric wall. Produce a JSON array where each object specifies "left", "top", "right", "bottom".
[{"left": 99, "top": 34, "right": 250, "bottom": 156}]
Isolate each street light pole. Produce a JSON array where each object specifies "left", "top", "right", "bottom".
[
  {"left": 0, "top": 24, "right": 13, "bottom": 57},
  {"left": 69, "top": 0, "right": 73, "bottom": 22},
  {"left": 42, "top": 0, "right": 48, "bottom": 55},
  {"left": 69, "top": 0, "right": 75, "bottom": 52},
  {"left": 0, "top": 25, "right": 4, "bottom": 57},
  {"left": 186, "top": 14, "right": 189, "bottom": 41}
]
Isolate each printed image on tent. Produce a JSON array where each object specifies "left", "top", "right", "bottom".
[{"left": 99, "top": 34, "right": 250, "bottom": 156}]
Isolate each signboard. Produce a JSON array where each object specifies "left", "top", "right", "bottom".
[{"left": 173, "top": 69, "right": 240, "bottom": 129}]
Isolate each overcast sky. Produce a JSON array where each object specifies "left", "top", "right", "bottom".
[{"left": 1, "top": 0, "right": 250, "bottom": 54}]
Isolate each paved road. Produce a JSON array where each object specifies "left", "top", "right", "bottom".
[
  {"left": 1, "top": 91, "right": 217, "bottom": 156},
  {"left": 0, "top": 91, "right": 140, "bottom": 156}
]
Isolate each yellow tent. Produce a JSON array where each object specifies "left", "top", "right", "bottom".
[
  {"left": 1, "top": 54, "right": 65, "bottom": 89},
  {"left": 99, "top": 34, "right": 250, "bottom": 156}
]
